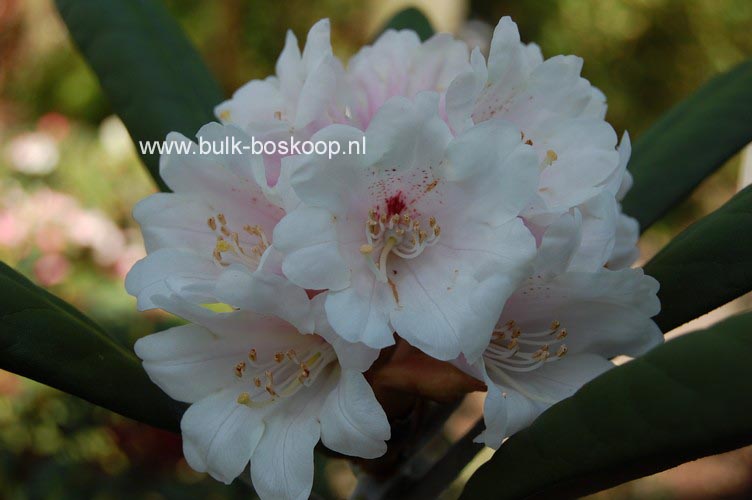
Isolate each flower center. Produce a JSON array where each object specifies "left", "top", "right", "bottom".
[
  {"left": 359, "top": 208, "right": 440, "bottom": 283},
  {"left": 233, "top": 337, "right": 336, "bottom": 409},
  {"left": 208, "top": 213, "right": 269, "bottom": 269},
  {"left": 483, "top": 319, "right": 569, "bottom": 403}
]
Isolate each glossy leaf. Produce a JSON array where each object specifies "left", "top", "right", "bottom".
[
  {"left": 645, "top": 185, "right": 752, "bottom": 332},
  {"left": 622, "top": 59, "right": 752, "bottom": 231},
  {"left": 461, "top": 312, "right": 752, "bottom": 499},
  {"left": 0, "top": 262, "right": 184, "bottom": 431},
  {"left": 55, "top": 0, "right": 224, "bottom": 191},
  {"left": 379, "top": 7, "right": 434, "bottom": 41}
]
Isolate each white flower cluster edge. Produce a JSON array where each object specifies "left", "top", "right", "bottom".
[{"left": 125, "top": 17, "right": 661, "bottom": 500}]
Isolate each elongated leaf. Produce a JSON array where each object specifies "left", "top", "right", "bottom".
[
  {"left": 622, "top": 59, "right": 752, "bottom": 231},
  {"left": 55, "top": 0, "right": 224, "bottom": 191},
  {"left": 645, "top": 185, "right": 752, "bottom": 332},
  {"left": 0, "top": 262, "right": 184, "bottom": 431},
  {"left": 379, "top": 7, "right": 434, "bottom": 41},
  {"left": 461, "top": 312, "right": 752, "bottom": 499}
]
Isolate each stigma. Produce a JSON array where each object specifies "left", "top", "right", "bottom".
[{"left": 360, "top": 209, "right": 440, "bottom": 282}]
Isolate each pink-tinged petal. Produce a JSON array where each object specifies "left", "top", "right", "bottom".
[
  {"left": 319, "top": 370, "right": 390, "bottom": 458},
  {"left": 181, "top": 388, "right": 265, "bottom": 484}
]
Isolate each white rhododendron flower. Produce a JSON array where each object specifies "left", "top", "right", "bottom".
[
  {"left": 134, "top": 293, "right": 389, "bottom": 499},
  {"left": 216, "top": 19, "right": 472, "bottom": 186},
  {"left": 125, "top": 122, "right": 310, "bottom": 329},
  {"left": 273, "top": 92, "right": 539, "bottom": 361},
  {"left": 446, "top": 17, "right": 631, "bottom": 259},
  {"left": 468, "top": 212, "right": 661, "bottom": 448},
  {"left": 125, "top": 13, "right": 664, "bottom": 500}
]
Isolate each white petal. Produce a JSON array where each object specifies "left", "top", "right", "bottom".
[
  {"left": 390, "top": 218, "right": 535, "bottom": 361},
  {"left": 125, "top": 248, "right": 219, "bottom": 310},
  {"left": 319, "top": 370, "right": 390, "bottom": 458},
  {"left": 181, "top": 388, "right": 265, "bottom": 484},
  {"left": 134, "top": 324, "right": 246, "bottom": 403},
  {"left": 443, "top": 118, "right": 539, "bottom": 223},
  {"left": 286, "top": 124, "right": 368, "bottom": 215},
  {"left": 568, "top": 193, "right": 618, "bottom": 272},
  {"left": 312, "top": 293, "right": 383, "bottom": 371},
  {"left": 273, "top": 207, "right": 350, "bottom": 291},
  {"left": 215, "top": 249, "right": 314, "bottom": 333},
  {"left": 446, "top": 46, "right": 488, "bottom": 134},
  {"left": 324, "top": 271, "right": 395, "bottom": 351},
  {"left": 607, "top": 212, "right": 640, "bottom": 269},
  {"left": 502, "top": 267, "right": 662, "bottom": 358},
  {"left": 364, "top": 92, "right": 451, "bottom": 171},
  {"left": 533, "top": 210, "right": 582, "bottom": 276},
  {"left": 249, "top": 391, "right": 324, "bottom": 500}
]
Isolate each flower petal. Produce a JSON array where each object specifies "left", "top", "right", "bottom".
[
  {"left": 249, "top": 390, "right": 324, "bottom": 500},
  {"left": 273, "top": 206, "right": 350, "bottom": 290},
  {"left": 181, "top": 388, "right": 265, "bottom": 484},
  {"left": 319, "top": 370, "right": 390, "bottom": 458},
  {"left": 134, "top": 324, "right": 247, "bottom": 403},
  {"left": 215, "top": 248, "right": 314, "bottom": 333}
]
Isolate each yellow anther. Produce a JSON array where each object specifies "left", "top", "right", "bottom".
[
  {"left": 236, "top": 392, "right": 250, "bottom": 404},
  {"left": 550, "top": 320, "right": 561, "bottom": 330},
  {"left": 545, "top": 150, "right": 558, "bottom": 165},
  {"left": 360, "top": 244, "right": 374, "bottom": 254},
  {"left": 215, "top": 239, "right": 231, "bottom": 253}
]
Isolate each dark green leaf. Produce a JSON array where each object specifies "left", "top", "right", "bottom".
[
  {"left": 378, "top": 7, "right": 434, "bottom": 41},
  {"left": 622, "top": 59, "right": 752, "bottom": 231},
  {"left": 0, "top": 262, "right": 184, "bottom": 431},
  {"left": 461, "top": 312, "right": 752, "bottom": 500},
  {"left": 55, "top": 0, "right": 224, "bottom": 191},
  {"left": 645, "top": 185, "right": 752, "bottom": 332}
]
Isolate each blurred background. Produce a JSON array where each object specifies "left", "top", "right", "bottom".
[{"left": 0, "top": 0, "right": 751, "bottom": 498}]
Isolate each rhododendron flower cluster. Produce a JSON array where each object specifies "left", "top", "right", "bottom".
[{"left": 128, "top": 16, "right": 660, "bottom": 500}]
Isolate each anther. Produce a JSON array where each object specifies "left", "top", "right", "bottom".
[
  {"left": 248, "top": 348, "right": 257, "bottom": 361},
  {"left": 237, "top": 392, "right": 251, "bottom": 405},
  {"left": 217, "top": 213, "right": 227, "bottom": 226},
  {"left": 207, "top": 217, "right": 217, "bottom": 231},
  {"left": 234, "top": 362, "right": 246, "bottom": 378},
  {"left": 360, "top": 244, "right": 374, "bottom": 254}
]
